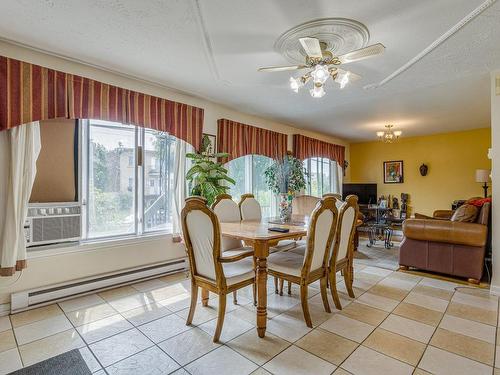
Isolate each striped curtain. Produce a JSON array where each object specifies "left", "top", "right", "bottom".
[
  {"left": 68, "top": 75, "right": 128, "bottom": 123},
  {"left": 127, "top": 91, "right": 203, "bottom": 150},
  {"left": 293, "top": 134, "right": 345, "bottom": 166},
  {"left": 0, "top": 56, "right": 204, "bottom": 150},
  {"left": 0, "top": 57, "right": 68, "bottom": 128},
  {"left": 217, "top": 118, "right": 287, "bottom": 162}
]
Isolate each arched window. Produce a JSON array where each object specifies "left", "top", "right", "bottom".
[
  {"left": 303, "top": 157, "right": 340, "bottom": 197},
  {"left": 226, "top": 155, "right": 277, "bottom": 217}
]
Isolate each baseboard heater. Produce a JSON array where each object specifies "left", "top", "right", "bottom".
[{"left": 10, "top": 258, "right": 188, "bottom": 313}]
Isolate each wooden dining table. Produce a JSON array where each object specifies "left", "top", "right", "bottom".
[{"left": 219, "top": 216, "right": 308, "bottom": 338}]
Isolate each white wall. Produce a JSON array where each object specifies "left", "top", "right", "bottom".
[
  {"left": 490, "top": 70, "right": 500, "bottom": 294},
  {"left": 0, "top": 40, "right": 350, "bottom": 306}
]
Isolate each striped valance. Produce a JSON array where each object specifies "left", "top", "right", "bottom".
[
  {"left": 0, "top": 56, "right": 204, "bottom": 149},
  {"left": 217, "top": 118, "right": 288, "bottom": 162},
  {"left": 293, "top": 134, "right": 345, "bottom": 166}
]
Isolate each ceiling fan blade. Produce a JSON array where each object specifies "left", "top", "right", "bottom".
[
  {"left": 299, "top": 37, "right": 323, "bottom": 58},
  {"left": 338, "top": 43, "right": 385, "bottom": 64},
  {"left": 258, "top": 65, "right": 307, "bottom": 72}
]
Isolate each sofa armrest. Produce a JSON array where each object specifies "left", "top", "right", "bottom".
[
  {"left": 433, "top": 210, "right": 454, "bottom": 220},
  {"left": 403, "top": 219, "right": 487, "bottom": 247}
]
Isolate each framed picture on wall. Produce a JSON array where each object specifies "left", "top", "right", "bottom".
[
  {"left": 383, "top": 160, "right": 404, "bottom": 183},
  {"left": 202, "top": 133, "right": 216, "bottom": 154}
]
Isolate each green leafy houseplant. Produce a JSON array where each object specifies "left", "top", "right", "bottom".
[
  {"left": 264, "top": 154, "right": 308, "bottom": 195},
  {"left": 264, "top": 154, "right": 308, "bottom": 222},
  {"left": 185, "top": 135, "right": 235, "bottom": 206}
]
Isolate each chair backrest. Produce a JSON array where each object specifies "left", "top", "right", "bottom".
[
  {"left": 212, "top": 194, "right": 244, "bottom": 250},
  {"left": 330, "top": 195, "right": 359, "bottom": 266},
  {"left": 213, "top": 194, "right": 241, "bottom": 222},
  {"left": 323, "top": 193, "right": 344, "bottom": 210},
  {"left": 301, "top": 197, "right": 338, "bottom": 277},
  {"left": 239, "top": 194, "right": 262, "bottom": 221},
  {"left": 292, "top": 195, "right": 320, "bottom": 216},
  {"left": 182, "top": 196, "right": 224, "bottom": 286}
]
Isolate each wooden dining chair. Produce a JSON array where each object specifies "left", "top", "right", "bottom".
[
  {"left": 328, "top": 195, "right": 359, "bottom": 310},
  {"left": 267, "top": 196, "right": 338, "bottom": 327},
  {"left": 212, "top": 193, "right": 256, "bottom": 305},
  {"left": 239, "top": 193, "right": 298, "bottom": 294},
  {"left": 238, "top": 193, "right": 262, "bottom": 221},
  {"left": 291, "top": 195, "right": 320, "bottom": 216},
  {"left": 182, "top": 196, "right": 256, "bottom": 342},
  {"left": 323, "top": 193, "right": 344, "bottom": 210}
]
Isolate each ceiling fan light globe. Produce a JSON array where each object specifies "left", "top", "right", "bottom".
[
  {"left": 289, "top": 76, "right": 301, "bottom": 92},
  {"left": 336, "top": 71, "right": 350, "bottom": 89},
  {"left": 311, "top": 65, "right": 329, "bottom": 84},
  {"left": 376, "top": 131, "right": 384, "bottom": 137},
  {"left": 310, "top": 84, "right": 326, "bottom": 98}
]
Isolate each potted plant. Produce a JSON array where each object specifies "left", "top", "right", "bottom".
[
  {"left": 264, "top": 154, "right": 307, "bottom": 222},
  {"left": 186, "top": 135, "right": 235, "bottom": 206}
]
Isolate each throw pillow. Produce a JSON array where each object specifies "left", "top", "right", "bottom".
[
  {"left": 467, "top": 197, "right": 492, "bottom": 207},
  {"left": 450, "top": 204, "right": 479, "bottom": 222}
]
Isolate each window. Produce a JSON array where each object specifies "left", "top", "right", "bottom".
[
  {"left": 227, "top": 155, "right": 277, "bottom": 218},
  {"left": 82, "top": 120, "right": 182, "bottom": 239},
  {"left": 303, "top": 157, "right": 340, "bottom": 197}
]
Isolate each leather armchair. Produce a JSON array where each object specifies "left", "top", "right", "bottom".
[{"left": 399, "top": 202, "right": 490, "bottom": 283}]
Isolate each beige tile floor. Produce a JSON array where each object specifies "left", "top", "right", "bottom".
[{"left": 0, "top": 264, "right": 498, "bottom": 375}]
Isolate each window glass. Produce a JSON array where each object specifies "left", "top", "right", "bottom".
[
  {"left": 85, "top": 120, "right": 184, "bottom": 239},
  {"left": 227, "top": 155, "right": 277, "bottom": 217},
  {"left": 304, "top": 157, "right": 339, "bottom": 197},
  {"left": 227, "top": 156, "right": 248, "bottom": 201},
  {"left": 143, "top": 129, "right": 175, "bottom": 233},
  {"left": 252, "top": 155, "right": 274, "bottom": 218},
  {"left": 88, "top": 121, "right": 136, "bottom": 238}
]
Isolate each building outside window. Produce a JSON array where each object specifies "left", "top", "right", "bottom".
[{"left": 83, "top": 120, "right": 182, "bottom": 239}]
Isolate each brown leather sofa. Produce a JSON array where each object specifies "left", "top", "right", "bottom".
[{"left": 399, "top": 202, "right": 490, "bottom": 283}]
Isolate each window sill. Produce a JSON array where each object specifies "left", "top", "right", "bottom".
[{"left": 27, "top": 232, "right": 178, "bottom": 259}]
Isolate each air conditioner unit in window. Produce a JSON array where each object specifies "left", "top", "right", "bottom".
[{"left": 25, "top": 203, "right": 82, "bottom": 247}]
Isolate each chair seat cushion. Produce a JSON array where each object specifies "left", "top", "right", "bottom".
[
  {"left": 289, "top": 244, "right": 305, "bottom": 256},
  {"left": 268, "top": 251, "right": 305, "bottom": 277},
  {"left": 222, "top": 257, "right": 255, "bottom": 286},
  {"left": 270, "top": 240, "right": 297, "bottom": 253}
]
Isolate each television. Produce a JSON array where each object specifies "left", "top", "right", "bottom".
[{"left": 342, "top": 183, "right": 377, "bottom": 205}]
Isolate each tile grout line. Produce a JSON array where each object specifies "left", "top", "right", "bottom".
[
  {"left": 332, "top": 270, "right": 422, "bottom": 372},
  {"left": 6, "top": 268, "right": 495, "bottom": 375}
]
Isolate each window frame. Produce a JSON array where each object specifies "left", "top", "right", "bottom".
[
  {"left": 304, "top": 157, "right": 339, "bottom": 197},
  {"left": 80, "top": 119, "right": 175, "bottom": 241}
]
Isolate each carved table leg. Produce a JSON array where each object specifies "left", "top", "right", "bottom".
[{"left": 254, "top": 241, "right": 269, "bottom": 338}]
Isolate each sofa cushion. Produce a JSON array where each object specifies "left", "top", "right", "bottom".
[
  {"left": 403, "top": 218, "right": 487, "bottom": 247},
  {"left": 450, "top": 204, "right": 478, "bottom": 222}
]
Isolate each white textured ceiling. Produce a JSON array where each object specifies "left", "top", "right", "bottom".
[{"left": 0, "top": 0, "right": 498, "bottom": 141}]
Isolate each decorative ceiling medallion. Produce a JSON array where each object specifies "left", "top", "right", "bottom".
[{"left": 275, "top": 18, "right": 370, "bottom": 64}]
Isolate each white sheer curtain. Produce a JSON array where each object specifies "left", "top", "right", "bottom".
[
  {"left": 0, "top": 121, "right": 41, "bottom": 276},
  {"left": 172, "top": 139, "right": 193, "bottom": 242},
  {"left": 336, "top": 161, "right": 343, "bottom": 196}
]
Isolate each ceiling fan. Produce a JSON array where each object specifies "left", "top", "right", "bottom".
[{"left": 258, "top": 37, "right": 385, "bottom": 98}]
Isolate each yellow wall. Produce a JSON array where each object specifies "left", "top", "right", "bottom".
[{"left": 349, "top": 128, "right": 491, "bottom": 216}]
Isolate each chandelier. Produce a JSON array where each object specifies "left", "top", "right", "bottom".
[
  {"left": 289, "top": 65, "right": 350, "bottom": 98},
  {"left": 377, "top": 125, "right": 402, "bottom": 143}
]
